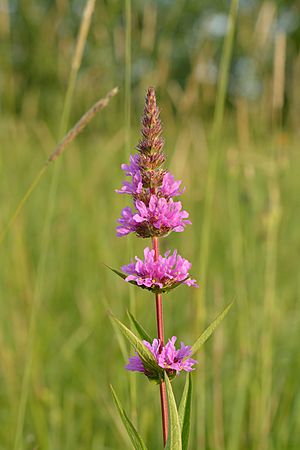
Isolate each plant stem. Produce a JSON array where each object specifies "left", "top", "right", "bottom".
[{"left": 152, "top": 237, "right": 168, "bottom": 447}]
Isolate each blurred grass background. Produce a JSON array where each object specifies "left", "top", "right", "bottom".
[{"left": 0, "top": 0, "right": 300, "bottom": 449}]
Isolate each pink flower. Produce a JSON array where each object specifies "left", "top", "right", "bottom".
[
  {"left": 161, "top": 172, "right": 184, "bottom": 198},
  {"left": 121, "top": 247, "right": 198, "bottom": 289},
  {"left": 116, "top": 154, "right": 143, "bottom": 195},
  {"left": 126, "top": 337, "right": 197, "bottom": 375},
  {"left": 116, "top": 207, "right": 137, "bottom": 236},
  {"left": 116, "top": 155, "right": 184, "bottom": 199},
  {"left": 116, "top": 195, "right": 191, "bottom": 238}
]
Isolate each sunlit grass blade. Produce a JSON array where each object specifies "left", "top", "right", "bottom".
[
  {"left": 127, "top": 311, "right": 153, "bottom": 342},
  {"left": 191, "top": 302, "right": 233, "bottom": 356},
  {"left": 178, "top": 373, "right": 192, "bottom": 450},
  {"left": 212, "top": 0, "right": 239, "bottom": 137},
  {"left": 165, "top": 374, "right": 182, "bottom": 450},
  {"left": 110, "top": 385, "right": 148, "bottom": 450},
  {"left": 59, "top": 0, "right": 96, "bottom": 137}
]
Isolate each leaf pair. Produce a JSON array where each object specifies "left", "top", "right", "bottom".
[
  {"left": 110, "top": 303, "right": 233, "bottom": 449},
  {"left": 110, "top": 313, "right": 190, "bottom": 448},
  {"left": 126, "top": 301, "right": 233, "bottom": 360}
]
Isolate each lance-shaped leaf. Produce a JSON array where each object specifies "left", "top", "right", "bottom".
[
  {"left": 165, "top": 375, "right": 182, "bottom": 450},
  {"left": 107, "top": 266, "right": 128, "bottom": 281},
  {"left": 110, "top": 313, "right": 162, "bottom": 377},
  {"left": 110, "top": 385, "right": 148, "bottom": 450},
  {"left": 106, "top": 265, "right": 189, "bottom": 294},
  {"left": 191, "top": 302, "right": 233, "bottom": 356},
  {"left": 178, "top": 373, "right": 192, "bottom": 450},
  {"left": 127, "top": 310, "right": 153, "bottom": 342}
]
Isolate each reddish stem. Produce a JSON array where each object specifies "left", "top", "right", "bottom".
[{"left": 152, "top": 237, "right": 168, "bottom": 447}]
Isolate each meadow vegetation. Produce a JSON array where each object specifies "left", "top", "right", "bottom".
[{"left": 0, "top": 0, "right": 299, "bottom": 449}]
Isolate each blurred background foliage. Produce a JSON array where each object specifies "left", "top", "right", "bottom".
[
  {"left": 0, "top": 0, "right": 300, "bottom": 449},
  {"left": 1, "top": 0, "right": 300, "bottom": 126}
]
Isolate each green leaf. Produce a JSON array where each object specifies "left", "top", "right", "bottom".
[
  {"left": 110, "top": 385, "right": 148, "bottom": 450},
  {"left": 106, "top": 265, "right": 147, "bottom": 289},
  {"left": 191, "top": 302, "right": 233, "bottom": 356},
  {"left": 127, "top": 311, "right": 153, "bottom": 342},
  {"left": 178, "top": 374, "right": 192, "bottom": 450},
  {"left": 110, "top": 313, "right": 162, "bottom": 378},
  {"left": 106, "top": 265, "right": 189, "bottom": 294},
  {"left": 165, "top": 375, "right": 182, "bottom": 450},
  {"left": 106, "top": 266, "right": 128, "bottom": 281}
]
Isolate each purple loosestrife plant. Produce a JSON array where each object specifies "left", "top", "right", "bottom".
[{"left": 109, "top": 88, "right": 232, "bottom": 450}]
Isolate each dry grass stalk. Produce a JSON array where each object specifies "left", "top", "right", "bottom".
[
  {"left": 59, "top": 0, "right": 96, "bottom": 137},
  {"left": 0, "top": 87, "right": 118, "bottom": 245},
  {"left": 47, "top": 87, "right": 118, "bottom": 163},
  {"left": 272, "top": 32, "right": 286, "bottom": 113},
  {"left": 72, "top": 0, "right": 96, "bottom": 73}
]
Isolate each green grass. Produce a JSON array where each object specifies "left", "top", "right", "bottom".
[
  {"left": 1, "top": 1, "right": 300, "bottom": 449},
  {"left": 1, "top": 112, "right": 299, "bottom": 449}
]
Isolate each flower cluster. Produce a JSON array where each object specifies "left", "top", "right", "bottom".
[
  {"left": 116, "top": 154, "right": 143, "bottom": 196},
  {"left": 116, "top": 196, "right": 190, "bottom": 238},
  {"left": 122, "top": 247, "right": 198, "bottom": 290},
  {"left": 116, "top": 155, "right": 184, "bottom": 199},
  {"left": 116, "top": 87, "right": 190, "bottom": 238},
  {"left": 126, "top": 337, "right": 197, "bottom": 376}
]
